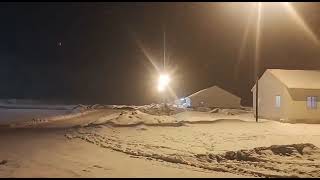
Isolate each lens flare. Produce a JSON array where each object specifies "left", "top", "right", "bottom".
[
  {"left": 134, "top": 38, "right": 161, "bottom": 74},
  {"left": 234, "top": 3, "right": 255, "bottom": 80},
  {"left": 282, "top": 2, "right": 320, "bottom": 46}
]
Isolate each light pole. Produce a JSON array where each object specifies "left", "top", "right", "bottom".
[
  {"left": 254, "top": 2, "right": 262, "bottom": 123},
  {"left": 157, "top": 29, "right": 170, "bottom": 107},
  {"left": 163, "top": 30, "right": 166, "bottom": 106},
  {"left": 255, "top": 76, "right": 259, "bottom": 122},
  {"left": 164, "top": 29, "right": 166, "bottom": 75}
]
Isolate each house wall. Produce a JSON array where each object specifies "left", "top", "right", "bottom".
[
  {"left": 253, "top": 70, "right": 320, "bottom": 123},
  {"left": 252, "top": 71, "right": 291, "bottom": 120},
  {"left": 287, "top": 89, "right": 320, "bottom": 101},
  {"left": 286, "top": 98, "right": 320, "bottom": 123},
  {"left": 190, "top": 87, "right": 241, "bottom": 108}
]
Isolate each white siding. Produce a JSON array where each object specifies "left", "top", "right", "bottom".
[
  {"left": 252, "top": 69, "right": 320, "bottom": 123},
  {"left": 189, "top": 86, "right": 241, "bottom": 108},
  {"left": 252, "top": 70, "right": 291, "bottom": 120}
]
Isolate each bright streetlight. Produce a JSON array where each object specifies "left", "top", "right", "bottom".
[{"left": 157, "top": 73, "right": 170, "bottom": 92}]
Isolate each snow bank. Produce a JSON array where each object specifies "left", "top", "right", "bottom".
[
  {"left": 88, "top": 110, "right": 180, "bottom": 127},
  {"left": 110, "top": 104, "right": 187, "bottom": 116}
]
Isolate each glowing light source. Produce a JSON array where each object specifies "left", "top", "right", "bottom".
[{"left": 157, "top": 73, "right": 170, "bottom": 92}]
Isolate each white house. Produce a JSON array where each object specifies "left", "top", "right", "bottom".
[
  {"left": 185, "top": 86, "right": 241, "bottom": 108},
  {"left": 251, "top": 69, "right": 320, "bottom": 123}
]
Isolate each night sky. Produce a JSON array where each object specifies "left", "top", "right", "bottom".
[{"left": 1, "top": 2, "right": 320, "bottom": 105}]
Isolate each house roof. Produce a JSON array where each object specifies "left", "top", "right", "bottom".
[
  {"left": 268, "top": 69, "right": 320, "bottom": 89},
  {"left": 188, "top": 85, "right": 240, "bottom": 100}
]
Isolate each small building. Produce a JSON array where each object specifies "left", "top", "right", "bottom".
[
  {"left": 184, "top": 86, "right": 241, "bottom": 108},
  {"left": 251, "top": 69, "right": 320, "bottom": 123}
]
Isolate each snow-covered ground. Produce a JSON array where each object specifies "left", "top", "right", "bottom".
[
  {"left": 0, "top": 104, "right": 320, "bottom": 177},
  {"left": 0, "top": 109, "right": 72, "bottom": 125},
  {"left": 0, "top": 103, "right": 91, "bottom": 126}
]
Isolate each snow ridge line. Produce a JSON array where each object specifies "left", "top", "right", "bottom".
[{"left": 87, "top": 118, "right": 251, "bottom": 128}]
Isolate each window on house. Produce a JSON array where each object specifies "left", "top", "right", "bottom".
[
  {"left": 275, "top": 95, "right": 281, "bottom": 108},
  {"left": 307, "top": 96, "right": 317, "bottom": 109}
]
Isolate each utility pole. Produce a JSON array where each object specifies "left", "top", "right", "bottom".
[
  {"left": 255, "top": 76, "right": 259, "bottom": 122},
  {"left": 254, "top": 2, "right": 262, "bottom": 123},
  {"left": 164, "top": 29, "right": 166, "bottom": 73},
  {"left": 163, "top": 29, "right": 167, "bottom": 108}
]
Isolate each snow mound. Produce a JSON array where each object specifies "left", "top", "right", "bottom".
[
  {"left": 203, "top": 143, "right": 318, "bottom": 163},
  {"left": 72, "top": 104, "right": 112, "bottom": 111},
  {"left": 137, "top": 104, "right": 186, "bottom": 116},
  {"left": 111, "top": 105, "right": 137, "bottom": 111},
  {"left": 109, "top": 104, "right": 252, "bottom": 117},
  {"left": 209, "top": 108, "right": 252, "bottom": 115},
  {"left": 88, "top": 104, "right": 109, "bottom": 110},
  {"left": 109, "top": 104, "right": 186, "bottom": 116},
  {"left": 86, "top": 110, "right": 252, "bottom": 128},
  {"left": 71, "top": 104, "right": 89, "bottom": 113},
  {"left": 89, "top": 110, "right": 180, "bottom": 127}
]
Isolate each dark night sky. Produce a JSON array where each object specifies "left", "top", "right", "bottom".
[{"left": 1, "top": 2, "right": 320, "bottom": 105}]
